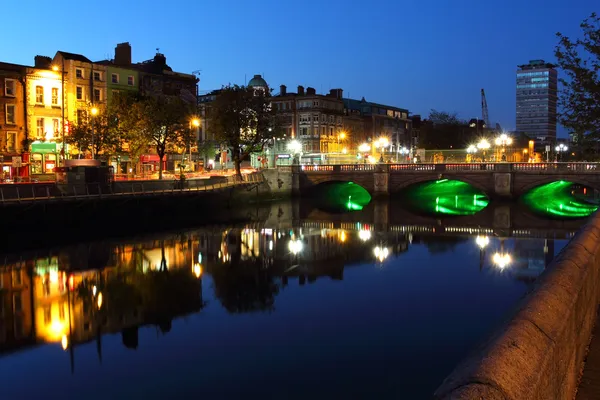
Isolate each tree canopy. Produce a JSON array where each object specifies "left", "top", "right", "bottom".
[
  {"left": 555, "top": 13, "right": 600, "bottom": 142},
  {"left": 209, "top": 85, "right": 282, "bottom": 176}
]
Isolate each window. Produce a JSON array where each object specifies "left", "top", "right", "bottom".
[
  {"left": 111, "top": 73, "right": 119, "bottom": 84},
  {"left": 44, "top": 306, "right": 51, "bottom": 325},
  {"left": 35, "top": 86, "right": 43, "bottom": 103},
  {"left": 6, "top": 132, "right": 16, "bottom": 151},
  {"left": 76, "top": 86, "right": 83, "bottom": 100},
  {"left": 53, "top": 119, "right": 59, "bottom": 135},
  {"left": 93, "top": 88, "right": 101, "bottom": 102},
  {"left": 128, "top": 76, "right": 134, "bottom": 86},
  {"left": 5, "top": 104, "right": 15, "bottom": 124},
  {"left": 36, "top": 118, "right": 44, "bottom": 138},
  {"left": 4, "top": 78, "right": 16, "bottom": 96},
  {"left": 93, "top": 71, "right": 101, "bottom": 81},
  {"left": 51, "top": 87, "right": 59, "bottom": 105},
  {"left": 76, "top": 68, "right": 83, "bottom": 78},
  {"left": 13, "top": 293, "right": 22, "bottom": 312},
  {"left": 12, "top": 269, "right": 22, "bottom": 286}
]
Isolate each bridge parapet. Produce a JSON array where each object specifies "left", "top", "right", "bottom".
[{"left": 292, "top": 162, "right": 600, "bottom": 198}]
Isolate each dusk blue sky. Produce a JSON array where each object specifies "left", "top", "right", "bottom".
[{"left": 2, "top": 0, "right": 595, "bottom": 135}]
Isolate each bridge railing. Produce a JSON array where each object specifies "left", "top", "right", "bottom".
[{"left": 296, "top": 162, "right": 600, "bottom": 173}]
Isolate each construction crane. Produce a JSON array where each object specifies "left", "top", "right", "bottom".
[{"left": 481, "top": 88, "right": 491, "bottom": 129}]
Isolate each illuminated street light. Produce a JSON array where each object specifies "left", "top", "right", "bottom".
[
  {"left": 91, "top": 107, "right": 99, "bottom": 116},
  {"left": 492, "top": 252, "right": 512, "bottom": 270},
  {"left": 494, "top": 133, "right": 512, "bottom": 147},
  {"left": 467, "top": 145, "right": 477, "bottom": 154},
  {"left": 373, "top": 246, "right": 389, "bottom": 262},
  {"left": 191, "top": 118, "right": 200, "bottom": 127},
  {"left": 287, "top": 139, "right": 302, "bottom": 155},
  {"left": 477, "top": 139, "right": 490, "bottom": 162},
  {"left": 358, "top": 143, "right": 371, "bottom": 153},
  {"left": 555, "top": 143, "right": 568, "bottom": 161},
  {"left": 375, "top": 137, "right": 389, "bottom": 162}
]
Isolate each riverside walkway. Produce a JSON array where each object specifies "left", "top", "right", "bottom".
[{"left": 0, "top": 173, "right": 264, "bottom": 206}]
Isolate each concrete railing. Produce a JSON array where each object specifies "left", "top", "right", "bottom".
[{"left": 434, "top": 212, "right": 600, "bottom": 400}]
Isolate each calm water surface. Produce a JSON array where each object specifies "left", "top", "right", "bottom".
[{"left": 0, "top": 200, "right": 586, "bottom": 399}]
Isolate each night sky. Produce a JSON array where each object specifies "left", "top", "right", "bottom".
[{"left": 2, "top": 0, "right": 595, "bottom": 135}]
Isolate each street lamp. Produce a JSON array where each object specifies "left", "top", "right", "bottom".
[
  {"left": 375, "top": 137, "right": 389, "bottom": 162},
  {"left": 495, "top": 133, "right": 512, "bottom": 162},
  {"left": 52, "top": 62, "right": 66, "bottom": 166},
  {"left": 90, "top": 107, "right": 99, "bottom": 159},
  {"left": 477, "top": 139, "right": 490, "bottom": 162},
  {"left": 555, "top": 143, "right": 568, "bottom": 161},
  {"left": 358, "top": 143, "right": 370, "bottom": 153},
  {"left": 337, "top": 131, "right": 346, "bottom": 153}
]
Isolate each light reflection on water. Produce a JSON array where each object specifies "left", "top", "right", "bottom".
[{"left": 0, "top": 201, "right": 585, "bottom": 399}]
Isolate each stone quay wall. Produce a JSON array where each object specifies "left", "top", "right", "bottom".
[{"left": 435, "top": 211, "right": 600, "bottom": 400}]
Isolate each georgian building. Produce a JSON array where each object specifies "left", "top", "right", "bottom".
[
  {"left": 271, "top": 85, "right": 345, "bottom": 154},
  {"left": 343, "top": 97, "right": 411, "bottom": 154},
  {"left": 0, "top": 62, "right": 26, "bottom": 178}
]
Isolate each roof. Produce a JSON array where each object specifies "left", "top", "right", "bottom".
[
  {"left": 56, "top": 51, "right": 92, "bottom": 63},
  {"left": 343, "top": 97, "right": 409, "bottom": 114},
  {"left": 248, "top": 74, "right": 268, "bottom": 88},
  {"left": 0, "top": 61, "right": 28, "bottom": 72}
]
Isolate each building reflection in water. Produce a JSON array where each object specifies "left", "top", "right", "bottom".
[{"left": 0, "top": 220, "right": 561, "bottom": 368}]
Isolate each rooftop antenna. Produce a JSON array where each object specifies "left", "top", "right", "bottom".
[{"left": 156, "top": 47, "right": 160, "bottom": 54}]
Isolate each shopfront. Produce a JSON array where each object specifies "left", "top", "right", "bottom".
[
  {"left": 140, "top": 154, "right": 167, "bottom": 176},
  {"left": 30, "top": 142, "right": 62, "bottom": 177}
]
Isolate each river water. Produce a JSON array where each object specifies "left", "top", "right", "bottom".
[{"left": 0, "top": 199, "right": 589, "bottom": 399}]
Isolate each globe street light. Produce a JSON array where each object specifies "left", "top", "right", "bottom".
[
  {"left": 337, "top": 131, "right": 346, "bottom": 153},
  {"left": 555, "top": 143, "right": 568, "bottom": 161},
  {"left": 358, "top": 143, "right": 371, "bottom": 153},
  {"left": 495, "top": 133, "right": 512, "bottom": 162},
  {"left": 477, "top": 139, "right": 490, "bottom": 162},
  {"left": 375, "top": 137, "right": 389, "bottom": 162}
]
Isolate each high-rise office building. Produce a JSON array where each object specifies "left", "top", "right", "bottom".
[{"left": 516, "top": 60, "right": 558, "bottom": 143}]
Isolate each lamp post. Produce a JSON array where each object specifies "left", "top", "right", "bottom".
[
  {"left": 90, "top": 107, "right": 98, "bottom": 159},
  {"left": 337, "top": 131, "right": 346, "bottom": 153},
  {"left": 190, "top": 118, "right": 200, "bottom": 170},
  {"left": 466, "top": 145, "right": 477, "bottom": 162},
  {"left": 555, "top": 143, "right": 568, "bottom": 162},
  {"left": 52, "top": 61, "right": 66, "bottom": 166},
  {"left": 375, "top": 137, "right": 389, "bottom": 162},
  {"left": 494, "top": 133, "right": 512, "bottom": 162},
  {"left": 477, "top": 139, "right": 490, "bottom": 162},
  {"left": 398, "top": 146, "right": 409, "bottom": 163}
]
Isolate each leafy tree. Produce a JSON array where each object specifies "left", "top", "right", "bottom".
[
  {"left": 67, "top": 112, "right": 119, "bottom": 159},
  {"left": 110, "top": 92, "right": 149, "bottom": 174},
  {"left": 555, "top": 13, "right": 600, "bottom": 143},
  {"left": 209, "top": 85, "right": 282, "bottom": 177},
  {"left": 138, "top": 95, "right": 195, "bottom": 179},
  {"left": 428, "top": 109, "right": 464, "bottom": 125}
]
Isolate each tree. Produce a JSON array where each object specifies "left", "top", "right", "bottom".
[
  {"left": 428, "top": 109, "right": 463, "bottom": 125},
  {"left": 67, "top": 112, "right": 119, "bottom": 159},
  {"left": 209, "top": 85, "right": 281, "bottom": 177},
  {"left": 139, "top": 95, "right": 194, "bottom": 179},
  {"left": 110, "top": 92, "right": 149, "bottom": 174},
  {"left": 555, "top": 13, "right": 600, "bottom": 143}
]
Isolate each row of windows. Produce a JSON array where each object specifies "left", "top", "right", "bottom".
[
  {"left": 517, "top": 83, "right": 549, "bottom": 89},
  {"left": 34, "top": 86, "right": 60, "bottom": 105},
  {"left": 517, "top": 71, "right": 550, "bottom": 77},
  {"left": 531, "top": 77, "right": 549, "bottom": 83},
  {"left": 299, "top": 114, "right": 343, "bottom": 124},
  {"left": 298, "top": 100, "right": 343, "bottom": 111},
  {"left": 298, "top": 127, "right": 342, "bottom": 136},
  {"left": 111, "top": 73, "right": 135, "bottom": 86}
]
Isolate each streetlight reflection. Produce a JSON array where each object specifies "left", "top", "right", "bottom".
[
  {"left": 373, "top": 246, "right": 389, "bottom": 262},
  {"left": 288, "top": 239, "right": 303, "bottom": 255},
  {"left": 359, "top": 229, "right": 372, "bottom": 242},
  {"left": 492, "top": 252, "right": 512, "bottom": 270},
  {"left": 475, "top": 235, "right": 489, "bottom": 249},
  {"left": 193, "top": 263, "right": 203, "bottom": 278}
]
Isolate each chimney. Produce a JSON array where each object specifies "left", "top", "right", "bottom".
[
  {"left": 34, "top": 56, "right": 52, "bottom": 69},
  {"left": 115, "top": 42, "right": 132, "bottom": 65},
  {"left": 280, "top": 85, "right": 287, "bottom": 96},
  {"left": 154, "top": 52, "right": 166, "bottom": 66},
  {"left": 332, "top": 88, "right": 343, "bottom": 99},
  {"left": 297, "top": 85, "right": 304, "bottom": 95},
  {"left": 306, "top": 87, "right": 316, "bottom": 95}
]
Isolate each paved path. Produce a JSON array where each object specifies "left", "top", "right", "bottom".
[{"left": 577, "top": 309, "right": 600, "bottom": 399}]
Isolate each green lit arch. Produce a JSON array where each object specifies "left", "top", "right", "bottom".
[
  {"left": 521, "top": 180, "right": 598, "bottom": 218},
  {"left": 392, "top": 175, "right": 490, "bottom": 196},
  {"left": 401, "top": 179, "right": 489, "bottom": 216},
  {"left": 519, "top": 177, "right": 600, "bottom": 196},
  {"left": 310, "top": 181, "right": 372, "bottom": 211}
]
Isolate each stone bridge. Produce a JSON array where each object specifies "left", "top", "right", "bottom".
[{"left": 292, "top": 162, "right": 600, "bottom": 198}]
